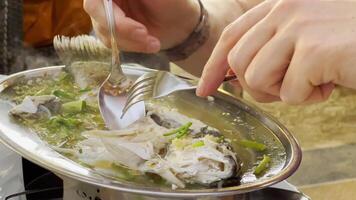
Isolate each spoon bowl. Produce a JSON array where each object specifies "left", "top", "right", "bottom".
[{"left": 98, "top": 85, "right": 145, "bottom": 130}]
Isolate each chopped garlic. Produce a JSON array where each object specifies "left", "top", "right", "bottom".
[{"left": 207, "top": 96, "right": 215, "bottom": 102}]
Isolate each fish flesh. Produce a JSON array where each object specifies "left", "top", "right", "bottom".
[
  {"left": 68, "top": 61, "right": 110, "bottom": 89},
  {"left": 65, "top": 104, "right": 241, "bottom": 188},
  {"left": 9, "top": 95, "right": 61, "bottom": 119}
]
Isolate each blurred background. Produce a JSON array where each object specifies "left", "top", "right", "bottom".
[{"left": 0, "top": 0, "right": 170, "bottom": 75}]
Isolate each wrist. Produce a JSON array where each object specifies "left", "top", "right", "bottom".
[
  {"left": 171, "top": 0, "right": 247, "bottom": 76},
  {"left": 162, "top": 0, "right": 210, "bottom": 61},
  {"left": 160, "top": 0, "right": 201, "bottom": 50}
]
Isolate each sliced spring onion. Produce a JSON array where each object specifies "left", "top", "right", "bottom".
[
  {"left": 254, "top": 155, "right": 271, "bottom": 175},
  {"left": 164, "top": 122, "right": 192, "bottom": 138},
  {"left": 53, "top": 90, "right": 75, "bottom": 100},
  {"left": 48, "top": 116, "right": 81, "bottom": 129},
  {"left": 176, "top": 122, "right": 193, "bottom": 138},
  {"left": 34, "top": 88, "right": 46, "bottom": 96},
  {"left": 239, "top": 140, "right": 267, "bottom": 152},
  {"left": 62, "top": 100, "right": 86, "bottom": 113},
  {"left": 79, "top": 88, "right": 92, "bottom": 93},
  {"left": 59, "top": 73, "right": 72, "bottom": 82},
  {"left": 164, "top": 129, "right": 179, "bottom": 137},
  {"left": 192, "top": 140, "right": 205, "bottom": 148},
  {"left": 217, "top": 136, "right": 225, "bottom": 143},
  {"left": 176, "top": 130, "right": 190, "bottom": 138},
  {"left": 111, "top": 163, "right": 136, "bottom": 180}
]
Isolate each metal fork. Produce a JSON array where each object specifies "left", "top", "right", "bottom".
[
  {"left": 121, "top": 71, "right": 237, "bottom": 117},
  {"left": 53, "top": 35, "right": 111, "bottom": 67}
]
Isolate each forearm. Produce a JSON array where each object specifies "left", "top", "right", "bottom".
[{"left": 174, "top": 0, "right": 263, "bottom": 76}]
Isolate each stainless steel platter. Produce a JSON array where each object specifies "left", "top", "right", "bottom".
[{"left": 0, "top": 65, "right": 302, "bottom": 199}]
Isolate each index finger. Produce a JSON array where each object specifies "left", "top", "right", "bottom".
[{"left": 196, "top": 1, "right": 273, "bottom": 97}]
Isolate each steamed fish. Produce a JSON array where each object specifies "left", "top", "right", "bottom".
[
  {"left": 6, "top": 71, "right": 245, "bottom": 189},
  {"left": 63, "top": 104, "right": 241, "bottom": 188}
]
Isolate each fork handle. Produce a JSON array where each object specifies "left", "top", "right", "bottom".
[
  {"left": 223, "top": 74, "right": 237, "bottom": 82},
  {"left": 103, "top": 0, "right": 127, "bottom": 86},
  {"left": 175, "top": 74, "right": 237, "bottom": 83}
]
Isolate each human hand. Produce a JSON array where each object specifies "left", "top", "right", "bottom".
[
  {"left": 83, "top": 0, "right": 200, "bottom": 53},
  {"left": 197, "top": 0, "right": 356, "bottom": 104}
]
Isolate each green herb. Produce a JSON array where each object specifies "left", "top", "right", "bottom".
[
  {"left": 239, "top": 140, "right": 267, "bottom": 152},
  {"left": 34, "top": 88, "right": 46, "bottom": 96},
  {"left": 254, "top": 155, "right": 271, "bottom": 175},
  {"left": 53, "top": 90, "right": 75, "bottom": 100},
  {"left": 7, "top": 72, "right": 104, "bottom": 148},
  {"left": 163, "top": 130, "right": 178, "bottom": 137},
  {"left": 62, "top": 100, "right": 87, "bottom": 114},
  {"left": 192, "top": 140, "right": 205, "bottom": 148},
  {"left": 111, "top": 163, "right": 136, "bottom": 180},
  {"left": 59, "top": 73, "right": 72, "bottom": 82},
  {"left": 48, "top": 116, "right": 82, "bottom": 129},
  {"left": 79, "top": 88, "right": 92, "bottom": 93},
  {"left": 217, "top": 136, "right": 225, "bottom": 143},
  {"left": 176, "top": 125, "right": 191, "bottom": 138},
  {"left": 164, "top": 127, "right": 182, "bottom": 136},
  {"left": 164, "top": 122, "right": 192, "bottom": 138},
  {"left": 77, "top": 161, "right": 93, "bottom": 168}
]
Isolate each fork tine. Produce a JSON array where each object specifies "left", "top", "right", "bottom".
[
  {"left": 124, "top": 75, "right": 155, "bottom": 101},
  {"left": 120, "top": 71, "right": 159, "bottom": 118},
  {"left": 125, "top": 85, "right": 154, "bottom": 108},
  {"left": 121, "top": 76, "right": 155, "bottom": 118},
  {"left": 126, "top": 78, "right": 155, "bottom": 98},
  {"left": 128, "top": 74, "right": 156, "bottom": 93},
  {"left": 121, "top": 89, "right": 153, "bottom": 118}
]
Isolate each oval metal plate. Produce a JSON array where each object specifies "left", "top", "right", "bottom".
[{"left": 0, "top": 65, "right": 301, "bottom": 198}]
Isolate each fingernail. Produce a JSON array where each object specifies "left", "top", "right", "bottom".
[
  {"left": 196, "top": 79, "right": 206, "bottom": 97},
  {"left": 132, "top": 28, "right": 147, "bottom": 40},
  {"left": 146, "top": 37, "right": 160, "bottom": 52}
]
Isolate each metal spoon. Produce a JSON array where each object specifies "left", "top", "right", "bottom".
[{"left": 98, "top": 0, "right": 145, "bottom": 130}]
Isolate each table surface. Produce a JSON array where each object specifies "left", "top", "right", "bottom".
[{"left": 245, "top": 91, "right": 356, "bottom": 200}]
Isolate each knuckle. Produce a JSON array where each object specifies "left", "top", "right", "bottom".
[
  {"left": 301, "top": 41, "right": 324, "bottom": 57},
  {"left": 280, "top": 93, "right": 302, "bottom": 105},
  {"left": 221, "top": 24, "right": 236, "bottom": 42},
  {"left": 245, "top": 71, "right": 262, "bottom": 91},
  {"left": 290, "top": 17, "right": 314, "bottom": 33},
  {"left": 276, "top": 0, "right": 302, "bottom": 12},
  {"left": 227, "top": 50, "right": 242, "bottom": 74},
  {"left": 252, "top": 93, "right": 275, "bottom": 103},
  {"left": 280, "top": 85, "right": 307, "bottom": 105},
  {"left": 334, "top": 69, "right": 345, "bottom": 85},
  {"left": 295, "top": 35, "right": 323, "bottom": 58}
]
